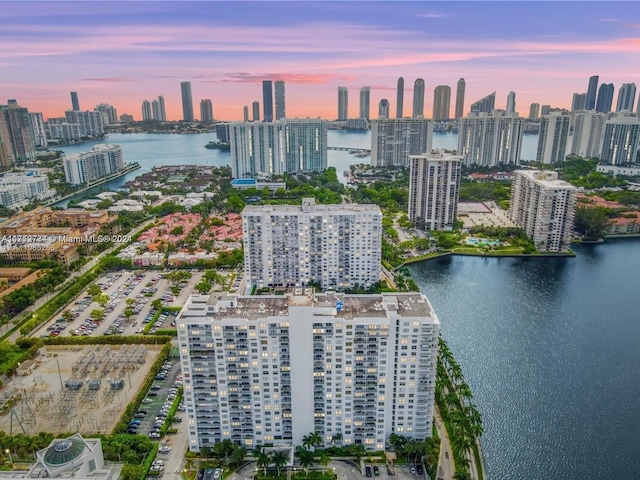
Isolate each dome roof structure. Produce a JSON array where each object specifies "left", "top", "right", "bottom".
[{"left": 43, "top": 437, "right": 87, "bottom": 466}]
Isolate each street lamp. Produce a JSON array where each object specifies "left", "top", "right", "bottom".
[{"left": 5, "top": 448, "right": 13, "bottom": 465}]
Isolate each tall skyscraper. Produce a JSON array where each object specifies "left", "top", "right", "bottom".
[
  {"left": 378, "top": 99, "right": 389, "bottom": 118},
  {"left": 252, "top": 101, "right": 260, "bottom": 122},
  {"left": 95, "top": 104, "right": 118, "bottom": 125},
  {"left": 458, "top": 111, "right": 524, "bottom": 166},
  {"left": 63, "top": 144, "right": 125, "bottom": 185},
  {"left": 371, "top": 118, "right": 433, "bottom": 167},
  {"left": 540, "top": 104, "right": 551, "bottom": 116},
  {"left": 586, "top": 75, "right": 599, "bottom": 110},
  {"left": 528, "top": 103, "right": 540, "bottom": 120},
  {"left": 1, "top": 100, "right": 36, "bottom": 165},
  {"left": 181, "top": 81, "right": 194, "bottom": 122},
  {"left": 200, "top": 99, "right": 214, "bottom": 123},
  {"left": 275, "top": 80, "right": 286, "bottom": 120},
  {"left": 408, "top": 151, "right": 462, "bottom": 231},
  {"left": 596, "top": 83, "right": 615, "bottom": 113},
  {"left": 455, "top": 78, "right": 465, "bottom": 119},
  {"left": 470, "top": 92, "right": 496, "bottom": 114},
  {"left": 359, "top": 86, "right": 371, "bottom": 120},
  {"left": 412, "top": 79, "right": 425, "bottom": 118},
  {"left": 151, "top": 100, "right": 160, "bottom": 121},
  {"left": 0, "top": 114, "right": 10, "bottom": 171},
  {"left": 616, "top": 83, "right": 637, "bottom": 112},
  {"left": 432, "top": 85, "right": 451, "bottom": 121},
  {"left": 229, "top": 119, "right": 327, "bottom": 178},
  {"left": 396, "top": 77, "right": 404, "bottom": 118},
  {"left": 151, "top": 96, "right": 166, "bottom": 122},
  {"left": 178, "top": 289, "right": 439, "bottom": 452},
  {"left": 243, "top": 106, "right": 249, "bottom": 122},
  {"left": 506, "top": 91, "right": 516, "bottom": 114},
  {"left": 28, "top": 112, "right": 47, "bottom": 148},
  {"left": 64, "top": 110, "right": 104, "bottom": 137},
  {"left": 509, "top": 170, "right": 576, "bottom": 253},
  {"left": 141, "top": 100, "right": 153, "bottom": 121},
  {"left": 70, "top": 91, "right": 80, "bottom": 111},
  {"left": 536, "top": 113, "right": 571, "bottom": 164},
  {"left": 338, "top": 87, "right": 349, "bottom": 121},
  {"left": 571, "top": 93, "right": 587, "bottom": 111},
  {"left": 600, "top": 115, "right": 640, "bottom": 165},
  {"left": 570, "top": 112, "right": 607, "bottom": 158},
  {"left": 262, "top": 80, "right": 274, "bottom": 122},
  {"left": 243, "top": 198, "right": 381, "bottom": 290}
]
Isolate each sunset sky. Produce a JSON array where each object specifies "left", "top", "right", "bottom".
[{"left": 2, "top": 1, "right": 639, "bottom": 121}]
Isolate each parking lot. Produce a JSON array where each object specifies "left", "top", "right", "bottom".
[{"left": 32, "top": 270, "right": 204, "bottom": 339}]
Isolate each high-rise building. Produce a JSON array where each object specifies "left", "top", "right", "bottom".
[
  {"left": 262, "top": 80, "right": 274, "bottom": 122},
  {"left": 252, "top": 101, "right": 260, "bottom": 122},
  {"left": 396, "top": 77, "right": 404, "bottom": 118},
  {"left": 412, "top": 79, "right": 425, "bottom": 118},
  {"left": 432, "top": 85, "right": 451, "bottom": 121},
  {"left": 570, "top": 112, "right": 607, "bottom": 159},
  {"left": 596, "top": 83, "right": 614, "bottom": 113},
  {"left": 64, "top": 110, "right": 104, "bottom": 137},
  {"left": 457, "top": 111, "right": 524, "bottom": 166},
  {"left": 200, "top": 99, "right": 214, "bottom": 123},
  {"left": 48, "top": 123, "right": 81, "bottom": 142},
  {"left": 0, "top": 115, "right": 12, "bottom": 171},
  {"left": 229, "top": 119, "right": 327, "bottom": 178},
  {"left": 540, "top": 105, "right": 551, "bottom": 116},
  {"left": 536, "top": 113, "right": 570, "bottom": 164},
  {"left": 181, "top": 81, "right": 194, "bottom": 122},
  {"left": 119, "top": 114, "right": 134, "bottom": 123},
  {"left": 408, "top": 151, "right": 462, "bottom": 231},
  {"left": 243, "top": 106, "right": 249, "bottom": 122},
  {"left": 378, "top": 99, "right": 389, "bottom": 118},
  {"left": 275, "top": 80, "right": 286, "bottom": 120},
  {"left": 571, "top": 93, "right": 587, "bottom": 112},
  {"left": 243, "top": 198, "right": 381, "bottom": 290},
  {"left": 156, "top": 96, "right": 166, "bottom": 122},
  {"left": 600, "top": 115, "right": 640, "bottom": 165},
  {"left": 215, "top": 123, "right": 230, "bottom": 143},
  {"left": 28, "top": 112, "right": 47, "bottom": 148},
  {"left": 586, "top": 75, "right": 599, "bottom": 110},
  {"left": 178, "top": 289, "right": 439, "bottom": 452},
  {"left": 528, "top": 103, "right": 540, "bottom": 120},
  {"left": 469, "top": 92, "right": 495, "bottom": 114},
  {"left": 70, "top": 91, "right": 80, "bottom": 111},
  {"left": 1, "top": 100, "right": 36, "bottom": 165},
  {"left": 338, "top": 87, "right": 349, "bottom": 121},
  {"left": 454, "top": 78, "right": 465, "bottom": 119},
  {"left": 94, "top": 104, "right": 118, "bottom": 125},
  {"left": 141, "top": 100, "right": 153, "bottom": 121},
  {"left": 506, "top": 91, "right": 516, "bottom": 114},
  {"left": 370, "top": 118, "right": 433, "bottom": 167},
  {"left": 62, "top": 144, "right": 126, "bottom": 185},
  {"left": 359, "top": 86, "right": 371, "bottom": 120},
  {"left": 509, "top": 170, "right": 576, "bottom": 252},
  {"left": 616, "top": 83, "right": 637, "bottom": 112}
]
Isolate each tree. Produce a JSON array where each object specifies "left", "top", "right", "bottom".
[
  {"left": 61, "top": 310, "right": 74, "bottom": 323},
  {"left": 331, "top": 432, "right": 343, "bottom": 446},
  {"left": 90, "top": 308, "right": 105, "bottom": 322},
  {"left": 296, "top": 447, "right": 315, "bottom": 477},
  {"left": 126, "top": 298, "right": 136, "bottom": 307},
  {"left": 120, "top": 464, "right": 144, "bottom": 480},
  {"left": 151, "top": 299, "right": 163, "bottom": 310},
  {"left": 271, "top": 450, "right": 289, "bottom": 477},
  {"left": 87, "top": 284, "right": 101, "bottom": 296},
  {"left": 256, "top": 450, "right": 271, "bottom": 476},
  {"left": 231, "top": 445, "right": 247, "bottom": 467},
  {"left": 93, "top": 293, "right": 110, "bottom": 308},
  {"left": 317, "top": 451, "right": 330, "bottom": 474},
  {"left": 574, "top": 205, "right": 612, "bottom": 240},
  {"left": 195, "top": 279, "right": 212, "bottom": 295},
  {"left": 124, "top": 308, "right": 135, "bottom": 321}
]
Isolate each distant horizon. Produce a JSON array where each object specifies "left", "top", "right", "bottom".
[{"left": 2, "top": 1, "right": 639, "bottom": 121}]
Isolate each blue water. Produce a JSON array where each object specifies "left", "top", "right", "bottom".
[{"left": 409, "top": 241, "right": 640, "bottom": 480}]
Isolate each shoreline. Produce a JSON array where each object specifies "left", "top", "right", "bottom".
[
  {"left": 48, "top": 135, "right": 108, "bottom": 148},
  {"left": 46, "top": 163, "right": 141, "bottom": 207},
  {"left": 397, "top": 250, "right": 576, "bottom": 268}
]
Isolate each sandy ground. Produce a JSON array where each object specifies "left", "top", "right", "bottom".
[
  {"left": 459, "top": 201, "right": 517, "bottom": 228},
  {"left": 0, "top": 344, "right": 163, "bottom": 436}
]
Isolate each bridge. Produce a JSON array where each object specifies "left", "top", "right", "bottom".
[{"left": 327, "top": 147, "right": 371, "bottom": 154}]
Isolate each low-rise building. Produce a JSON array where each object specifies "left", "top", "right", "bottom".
[{"left": 0, "top": 170, "right": 55, "bottom": 208}]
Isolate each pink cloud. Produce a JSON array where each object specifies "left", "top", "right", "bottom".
[
  {"left": 82, "top": 77, "right": 137, "bottom": 83},
  {"left": 215, "top": 72, "right": 356, "bottom": 84}
]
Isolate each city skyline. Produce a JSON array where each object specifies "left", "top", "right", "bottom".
[{"left": 2, "top": 2, "right": 640, "bottom": 121}]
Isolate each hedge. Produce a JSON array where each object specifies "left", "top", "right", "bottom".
[
  {"left": 160, "top": 387, "right": 183, "bottom": 435},
  {"left": 42, "top": 335, "right": 173, "bottom": 346}
]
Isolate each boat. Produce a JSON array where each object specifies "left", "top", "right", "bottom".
[{"left": 205, "top": 141, "right": 230, "bottom": 151}]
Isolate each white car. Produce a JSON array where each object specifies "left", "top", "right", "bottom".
[{"left": 158, "top": 446, "right": 171, "bottom": 454}]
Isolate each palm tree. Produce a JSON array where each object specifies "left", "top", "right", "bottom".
[
  {"left": 271, "top": 450, "right": 289, "bottom": 477},
  {"left": 296, "top": 447, "right": 315, "bottom": 477},
  {"left": 309, "top": 432, "right": 322, "bottom": 450},
  {"left": 317, "top": 451, "right": 330, "bottom": 474},
  {"left": 256, "top": 451, "right": 271, "bottom": 476},
  {"left": 331, "top": 432, "right": 343, "bottom": 447},
  {"left": 231, "top": 446, "right": 247, "bottom": 467}
]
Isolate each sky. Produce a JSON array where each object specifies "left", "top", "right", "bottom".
[{"left": 1, "top": 1, "right": 640, "bottom": 121}]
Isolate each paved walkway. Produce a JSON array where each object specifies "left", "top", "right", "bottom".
[{"left": 434, "top": 406, "right": 454, "bottom": 480}]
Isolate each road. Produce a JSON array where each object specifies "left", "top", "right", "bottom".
[{"left": 434, "top": 407, "right": 454, "bottom": 480}]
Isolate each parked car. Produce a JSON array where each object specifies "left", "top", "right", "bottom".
[
  {"left": 373, "top": 466, "right": 380, "bottom": 476},
  {"left": 365, "top": 467, "right": 372, "bottom": 478},
  {"left": 158, "top": 445, "right": 171, "bottom": 454}
]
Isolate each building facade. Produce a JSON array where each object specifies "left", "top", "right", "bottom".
[
  {"left": 396, "top": 77, "right": 404, "bottom": 119},
  {"left": 408, "top": 151, "right": 462, "bottom": 231},
  {"left": 506, "top": 91, "right": 516, "bottom": 114},
  {"left": 370, "top": 118, "right": 433, "bottom": 167},
  {"left": 178, "top": 290, "right": 439, "bottom": 451},
  {"left": 570, "top": 111, "right": 607, "bottom": 158},
  {"left": 600, "top": 115, "right": 640, "bottom": 165},
  {"left": 181, "top": 81, "right": 194, "bottom": 122},
  {"left": 596, "top": 83, "right": 615, "bottom": 113},
  {"left": 536, "top": 113, "right": 570, "bottom": 164},
  {"left": 457, "top": 111, "right": 524, "bottom": 166},
  {"left": 571, "top": 93, "right": 587, "bottom": 112},
  {"left": 378, "top": 99, "right": 389, "bottom": 119},
  {"left": 1, "top": 100, "right": 36, "bottom": 165},
  {"left": 243, "top": 198, "right": 381, "bottom": 290},
  {"left": 338, "top": 87, "right": 348, "bottom": 121},
  {"left": 359, "top": 87, "right": 371, "bottom": 121},
  {"left": 141, "top": 100, "right": 153, "bottom": 121},
  {"left": 229, "top": 119, "right": 327, "bottom": 178},
  {"left": 509, "top": 170, "right": 576, "bottom": 252},
  {"left": 586, "top": 75, "right": 599, "bottom": 111},
  {"left": 469, "top": 92, "right": 495, "bottom": 114},
  {"left": 432, "top": 86, "right": 451, "bottom": 121},
  {"left": 200, "top": 99, "right": 214, "bottom": 123},
  {"left": 528, "top": 103, "right": 540, "bottom": 120},
  {"left": 94, "top": 104, "right": 118, "bottom": 125},
  {"left": 275, "top": 81, "right": 286, "bottom": 120},
  {"left": 0, "top": 170, "right": 55, "bottom": 208},
  {"left": 616, "top": 83, "right": 637, "bottom": 112},
  {"left": 454, "top": 78, "right": 465, "bottom": 119},
  {"left": 28, "top": 112, "right": 48, "bottom": 148},
  {"left": 70, "top": 92, "right": 80, "bottom": 111},
  {"left": 63, "top": 144, "right": 126, "bottom": 185},
  {"left": 252, "top": 101, "right": 260, "bottom": 122},
  {"left": 412, "top": 79, "right": 425, "bottom": 118},
  {"left": 64, "top": 110, "right": 104, "bottom": 137}
]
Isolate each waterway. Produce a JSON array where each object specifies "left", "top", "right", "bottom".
[
  {"left": 409, "top": 241, "right": 640, "bottom": 480},
  {"left": 55, "top": 131, "right": 540, "bottom": 206}
]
